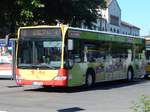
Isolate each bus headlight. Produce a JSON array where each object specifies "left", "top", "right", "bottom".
[
  {"left": 16, "top": 75, "right": 24, "bottom": 84},
  {"left": 53, "top": 76, "right": 67, "bottom": 80},
  {"left": 16, "top": 75, "right": 24, "bottom": 80}
]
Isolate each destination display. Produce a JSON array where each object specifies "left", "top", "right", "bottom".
[
  {"left": 68, "top": 30, "right": 81, "bottom": 38},
  {"left": 20, "top": 28, "right": 61, "bottom": 38}
]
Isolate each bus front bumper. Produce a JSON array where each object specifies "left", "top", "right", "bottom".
[{"left": 16, "top": 79, "right": 68, "bottom": 87}]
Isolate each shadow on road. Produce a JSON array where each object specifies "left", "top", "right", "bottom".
[
  {"left": 57, "top": 107, "right": 85, "bottom": 112},
  {"left": 0, "top": 78, "right": 13, "bottom": 80},
  {"left": 24, "top": 78, "right": 150, "bottom": 93}
]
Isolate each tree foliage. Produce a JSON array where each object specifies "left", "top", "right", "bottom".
[
  {"left": 16, "top": 0, "right": 44, "bottom": 25},
  {"left": 0, "top": 0, "right": 106, "bottom": 36},
  {"left": 0, "top": 0, "right": 19, "bottom": 34},
  {"left": 132, "top": 95, "right": 150, "bottom": 112},
  {"left": 39, "top": 0, "right": 106, "bottom": 27}
]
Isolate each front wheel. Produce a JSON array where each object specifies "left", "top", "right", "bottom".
[
  {"left": 43, "top": 85, "right": 51, "bottom": 89},
  {"left": 85, "top": 73, "right": 95, "bottom": 87}
]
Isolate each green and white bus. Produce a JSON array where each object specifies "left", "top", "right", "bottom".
[{"left": 15, "top": 25, "right": 146, "bottom": 87}]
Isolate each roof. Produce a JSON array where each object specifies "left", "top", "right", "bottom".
[
  {"left": 105, "top": 0, "right": 121, "bottom": 11},
  {"left": 105, "top": 0, "right": 113, "bottom": 6},
  {"left": 121, "top": 21, "right": 140, "bottom": 30},
  {"left": 145, "top": 35, "right": 150, "bottom": 39}
]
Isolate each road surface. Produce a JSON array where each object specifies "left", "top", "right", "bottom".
[{"left": 0, "top": 79, "right": 149, "bottom": 112}]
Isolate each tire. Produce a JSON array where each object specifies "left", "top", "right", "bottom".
[
  {"left": 85, "top": 72, "right": 95, "bottom": 87},
  {"left": 144, "top": 74, "right": 149, "bottom": 79},
  {"left": 127, "top": 69, "right": 133, "bottom": 81},
  {"left": 43, "top": 85, "right": 51, "bottom": 89}
]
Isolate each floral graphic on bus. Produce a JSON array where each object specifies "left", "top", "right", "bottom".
[
  {"left": 0, "top": 40, "right": 13, "bottom": 78},
  {"left": 0, "top": 46, "right": 12, "bottom": 64}
]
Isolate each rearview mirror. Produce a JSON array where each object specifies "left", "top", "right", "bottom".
[{"left": 68, "top": 39, "right": 74, "bottom": 51}]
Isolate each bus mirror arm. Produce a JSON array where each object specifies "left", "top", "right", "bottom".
[{"left": 67, "top": 59, "right": 74, "bottom": 69}]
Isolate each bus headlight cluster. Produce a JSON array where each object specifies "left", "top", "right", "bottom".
[
  {"left": 16, "top": 75, "right": 24, "bottom": 84},
  {"left": 53, "top": 76, "right": 67, "bottom": 80}
]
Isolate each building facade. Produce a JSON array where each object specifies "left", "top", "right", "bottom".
[{"left": 82, "top": 0, "right": 140, "bottom": 36}]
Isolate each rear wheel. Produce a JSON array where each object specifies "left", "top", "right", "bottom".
[
  {"left": 127, "top": 69, "right": 133, "bottom": 81},
  {"left": 144, "top": 74, "right": 149, "bottom": 79}
]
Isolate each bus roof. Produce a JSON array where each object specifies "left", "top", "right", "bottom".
[
  {"left": 19, "top": 25, "right": 143, "bottom": 39},
  {"left": 69, "top": 27, "right": 142, "bottom": 39},
  {"left": 19, "top": 25, "right": 61, "bottom": 29}
]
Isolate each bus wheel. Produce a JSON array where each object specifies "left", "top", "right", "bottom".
[
  {"left": 86, "top": 73, "right": 95, "bottom": 87},
  {"left": 43, "top": 85, "right": 50, "bottom": 89},
  {"left": 127, "top": 69, "right": 133, "bottom": 81}
]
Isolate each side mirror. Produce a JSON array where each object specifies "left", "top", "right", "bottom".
[
  {"left": 5, "top": 34, "right": 10, "bottom": 46},
  {"left": 68, "top": 39, "right": 74, "bottom": 51},
  {"left": 68, "top": 59, "right": 74, "bottom": 68}
]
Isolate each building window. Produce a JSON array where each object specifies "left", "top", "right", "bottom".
[
  {"left": 113, "top": 28, "right": 116, "bottom": 32},
  {"left": 117, "top": 29, "right": 119, "bottom": 33},
  {"left": 110, "top": 28, "right": 112, "bottom": 31},
  {"left": 102, "top": 27, "right": 105, "bottom": 31},
  {"left": 110, "top": 15, "right": 119, "bottom": 26}
]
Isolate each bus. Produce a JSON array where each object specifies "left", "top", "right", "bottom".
[
  {"left": 145, "top": 37, "right": 150, "bottom": 78},
  {"left": 0, "top": 39, "right": 16, "bottom": 79},
  {"left": 14, "top": 25, "right": 146, "bottom": 87}
]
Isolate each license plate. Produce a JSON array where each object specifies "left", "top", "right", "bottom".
[{"left": 32, "top": 82, "right": 43, "bottom": 86}]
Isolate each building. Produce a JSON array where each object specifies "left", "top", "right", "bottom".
[{"left": 82, "top": 0, "right": 140, "bottom": 36}]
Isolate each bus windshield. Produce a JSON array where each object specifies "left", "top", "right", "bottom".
[{"left": 17, "top": 39, "right": 62, "bottom": 69}]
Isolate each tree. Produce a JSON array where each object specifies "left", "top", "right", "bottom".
[
  {"left": 16, "top": 0, "right": 106, "bottom": 27},
  {"left": 0, "top": 0, "right": 19, "bottom": 35},
  {"left": 16, "top": 0, "right": 44, "bottom": 25},
  {"left": 38, "top": 0, "right": 106, "bottom": 27},
  {"left": 0, "top": 0, "right": 106, "bottom": 37},
  {"left": 132, "top": 95, "right": 150, "bottom": 112},
  {"left": 0, "top": 0, "right": 43, "bottom": 37}
]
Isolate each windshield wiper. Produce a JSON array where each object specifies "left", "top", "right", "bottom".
[
  {"left": 36, "top": 63, "right": 57, "bottom": 69},
  {"left": 18, "top": 64, "right": 40, "bottom": 69},
  {"left": 18, "top": 63, "right": 59, "bottom": 69},
  {"left": 18, "top": 64, "right": 32, "bottom": 69}
]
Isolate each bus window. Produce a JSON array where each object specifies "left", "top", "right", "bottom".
[
  {"left": 67, "top": 39, "right": 82, "bottom": 63},
  {"left": 84, "top": 41, "right": 109, "bottom": 62},
  {"left": 18, "top": 41, "right": 33, "bottom": 64}
]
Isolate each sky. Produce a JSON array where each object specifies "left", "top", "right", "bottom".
[{"left": 117, "top": 0, "right": 150, "bottom": 36}]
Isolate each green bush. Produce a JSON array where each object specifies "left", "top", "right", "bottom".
[{"left": 132, "top": 95, "right": 150, "bottom": 112}]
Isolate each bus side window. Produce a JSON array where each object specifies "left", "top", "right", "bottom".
[
  {"left": 67, "top": 39, "right": 82, "bottom": 64},
  {"left": 87, "top": 51, "right": 96, "bottom": 62},
  {"left": 84, "top": 41, "right": 109, "bottom": 62}
]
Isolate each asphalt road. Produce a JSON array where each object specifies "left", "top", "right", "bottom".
[{"left": 0, "top": 79, "right": 149, "bottom": 112}]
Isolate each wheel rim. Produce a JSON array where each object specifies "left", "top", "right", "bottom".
[
  {"left": 128, "top": 70, "right": 132, "bottom": 80},
  {"left": 87, "top": 74, "right": 93, "bottom": 86}
]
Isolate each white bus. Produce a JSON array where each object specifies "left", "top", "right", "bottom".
[{"left": 0, "top": 39, "right": 15, "bottom": 79}]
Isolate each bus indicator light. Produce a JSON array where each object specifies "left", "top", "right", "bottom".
[{"left": 58, "top": 68, "right": 68, "bottom": 76}]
